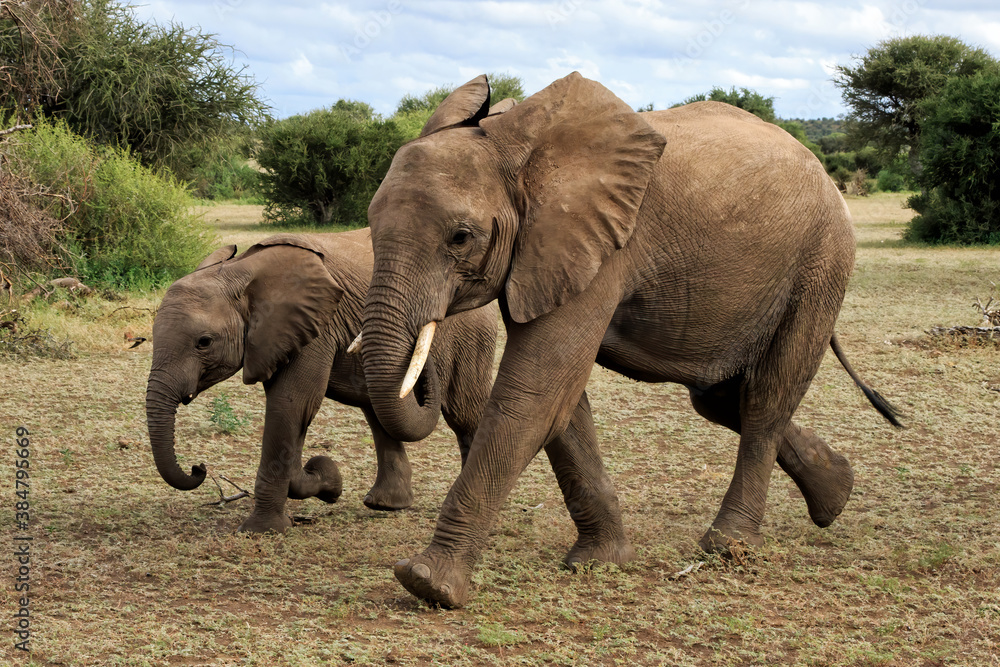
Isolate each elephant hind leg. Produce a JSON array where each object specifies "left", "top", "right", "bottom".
[
  {"left": 689, "top": 384, "right": 854, "bottom": 530},
  {"left": 776, "top": 424, "right": 853, "bottom": 528},
  {"left": 289, "top": 455, "right": 343, "bottom": 503},
  {"left": 695, "top": 300, "right": 845, "bottom": 552},
  {"left": 544, "top": 392, "right": 634, "bottom": 568},
  {"left": 361, "top": 407, "right": 414, "bottom": 511}
]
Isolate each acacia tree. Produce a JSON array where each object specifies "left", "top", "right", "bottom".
[
  {"left": 0, "top": 0, "right": 268, "bottom": 175},
  {"left": 833, "top": 35, "right": 997, "bottom": 172},
  {"left": 0, "top": 0, "right": 70, "bottom": 119}
]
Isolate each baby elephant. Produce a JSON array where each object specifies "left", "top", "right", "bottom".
[{"left": 145, "top": 229, "right": 498, "bottom": 533}]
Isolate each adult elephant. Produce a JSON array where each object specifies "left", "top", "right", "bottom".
[
  {"left": 146, "top": 229, "right": 497, "bottom": 534},
  {"left": 360, "top": 73, "right": 902, "bottom": 608}
]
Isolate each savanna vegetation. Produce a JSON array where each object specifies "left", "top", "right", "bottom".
[{"left": 1, "top": 195, "right": 997, "bottom": 665}]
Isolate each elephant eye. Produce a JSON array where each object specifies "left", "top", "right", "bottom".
[
  {"left": 450, "top": 230, "right": 471, "bottom": 246},
  {"left": 196, "top": 336, "right": 213, "bottom": 350}
]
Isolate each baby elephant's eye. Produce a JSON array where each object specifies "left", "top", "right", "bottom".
[{"left": 196, "top": 336, "right": 213, "bottom": 349}]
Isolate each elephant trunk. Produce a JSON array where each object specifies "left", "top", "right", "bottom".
[
  {"left": 146, "top": 374, "right": 207, "bottom": 490},
  {"left": 362, "top": 271, "right": 442, "bottom": 442}
]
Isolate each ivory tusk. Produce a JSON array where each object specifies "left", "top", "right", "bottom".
[
  {"left": 347, "top": 331, "right": 362, "bottom": 354},
  {"left": 399, "top": 321, "right": 436, "bottom": 399}
]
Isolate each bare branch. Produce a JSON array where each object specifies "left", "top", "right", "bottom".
[
  {"left": 201, "top": 471, "right": 252, "bottom": 507},
  {"left": 0, "top": 124, "right": 33, "bottom": 137}
]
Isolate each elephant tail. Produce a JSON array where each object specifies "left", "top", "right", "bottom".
[{"left": 830, "top": 334, "right": 904, "bottom": 428}]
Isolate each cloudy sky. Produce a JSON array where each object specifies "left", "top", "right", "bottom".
[{"left": 133, "top": 0, "right": 1000, "bottom": 120}]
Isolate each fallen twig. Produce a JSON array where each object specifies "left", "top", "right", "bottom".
[
  {"left": 668, "top": 561, "right": 705, "bottom": 580},
  {"left": 202, "top": 472, "right": 252, "bottom": 507}
]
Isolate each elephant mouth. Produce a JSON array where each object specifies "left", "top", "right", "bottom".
[{"left": 180, "top": 392, "right": 197, "bottom": 405}]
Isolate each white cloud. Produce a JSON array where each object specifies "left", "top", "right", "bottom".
[
  {"left": 290, "top": 53, "right": 314, "bottom": 79},
  {"left": 132, "top": 0, "right": 1000, "bottom": 119}
]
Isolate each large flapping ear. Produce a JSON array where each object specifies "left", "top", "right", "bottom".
[
  {"left": 238, "top": 242, "right": 345, "bottom": 384},
  {"left": 420, "top": 74, "right": 491, "bottom": 137},
  {"left": 195, "top": 245, "right": 237, "bottom": 271},
  {"left": 480, "top": 72, "right": 667, "bottom": 323}
]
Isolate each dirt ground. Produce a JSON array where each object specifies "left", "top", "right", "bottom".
[{"left": 1, "top": 194, "right": 997, "bottom": 665}]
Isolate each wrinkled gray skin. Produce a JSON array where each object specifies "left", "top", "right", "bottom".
[
  {"left": 361, "top": 73, "right": 902, "bottom": 607},
  {"left": 146, "top": 229, "right": 497, "bottom": 533}
]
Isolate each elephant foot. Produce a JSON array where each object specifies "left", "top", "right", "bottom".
[
  {"left": 237, "top": 512, "right": 293, "bottom": 535},
  {"left": 394, "top": 552, "right": 470, "bottom": 608},
  {"left": 565, "top": 536, "right": 636, "bottom": 570},
  {"left": 363, "top": 481, "right": 414, "bottom": 511},
  {"left": 799, "top": 461, "right": 853, "bottom": 528},
  {"left": 698, "top": 519, "right": 764, "bottom": 555},
  {"left": 303, "top": 456, "right": 343, "bottom": 504},
  {"left": 778, "top": 425, "right": 854, "bottom": 528},
  {"left": 790, "top": 452, "right": 854, "bottom": 528}
]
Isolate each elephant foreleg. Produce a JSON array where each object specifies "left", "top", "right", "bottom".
[
  {"left": 394, "top": 290, "right": 619, "bottom": 608},
  {"left": 238, "top": 350, "right": 341, "bottom": 534},
  {"left": 362, "top": 406, "right": 414, "bottom": 511},
  {"left": 544, "top": 391, "right": 633, "bottom": 568},
  {"left": 441, "top": 403, "right": 481, "bottom": 468}
]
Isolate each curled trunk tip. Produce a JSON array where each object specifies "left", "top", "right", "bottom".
[{"left": 146, "top": 384, "right": 209, "bottom": 491}]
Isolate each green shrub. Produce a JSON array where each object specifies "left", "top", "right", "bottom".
[
  {"left": 255, "top": 101, "right": 406, "bottom": 227},
  {"left": 906, "top": 70, "right": 1000, "bottom": 244},
  {"left": 208, "top": 392, "right": 250, "bottom": 435},
  {"left": 7, "top": 119, "right": 215, "bottom": 288},
  {"left": 818, "top": 132, "right": 848, "bottom": 155},
  {"left": 177, "top": 137, "right": 262, "bottom": 202},
  {"left": 876, "top": 169, "right": 908, "bottom": 193}
]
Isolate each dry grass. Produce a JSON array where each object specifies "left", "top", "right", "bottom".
[{"left": 1, "top": 193, "right": 998, "bottom": 665}]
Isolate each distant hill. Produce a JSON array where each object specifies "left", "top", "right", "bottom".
[{"left": 783, "top": 117, "right": 845, "bottom": 143}]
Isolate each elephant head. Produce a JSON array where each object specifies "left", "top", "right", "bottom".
[
  {"left": 361, "top": 72, "right": 665, "bottom": 409},
  {"left": 146, "top": 238, "right": 344, "bottom": 491}
]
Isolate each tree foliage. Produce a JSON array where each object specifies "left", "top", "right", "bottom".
[
  {"left": 833, "top": 35, "right": 997, "bottom": 168},
  {"left": 255, "top": 102, "right": 405, "bottom": 227},
  {"left": 0, "top": 0, "right": 268, "bottom": 176},
  {"left": 678, "top": 86, "right": 777, "bottom": 123},
  {"left": 906, "top": 70, "right": 1000, "bottom": 244},
  {"left": 0, "top": 0, "right": 68, "bottom": 115}
]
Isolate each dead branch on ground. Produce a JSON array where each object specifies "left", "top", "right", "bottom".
[{"left": 202, "top": 472, "right": 252, "bottom": 507}]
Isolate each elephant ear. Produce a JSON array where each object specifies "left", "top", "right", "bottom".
[
  {"left": 420, "top": 74, "right": 491, "bottom": 137},
  {"left": 487, "top": 98, "right": 517, "bottom": 116},
  {"left": 195, "top": 245, "right": 237, "bottom": 271},
  {"left": 480, "top": 72, "right": 667, "bottom": 323},
  {"left": 239, "top": 244, "right": 345, "bottom": 384}
]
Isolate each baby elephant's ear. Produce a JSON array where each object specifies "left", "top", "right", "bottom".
[
  {"left": 240, "top": 245, "right": 345, "bottom": 385},
  {"left": 420, "top": 74, "right": 491, "bottom": 137},
  {"left": 195, "top": 245, "right": 237, "bottom": 271}
]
